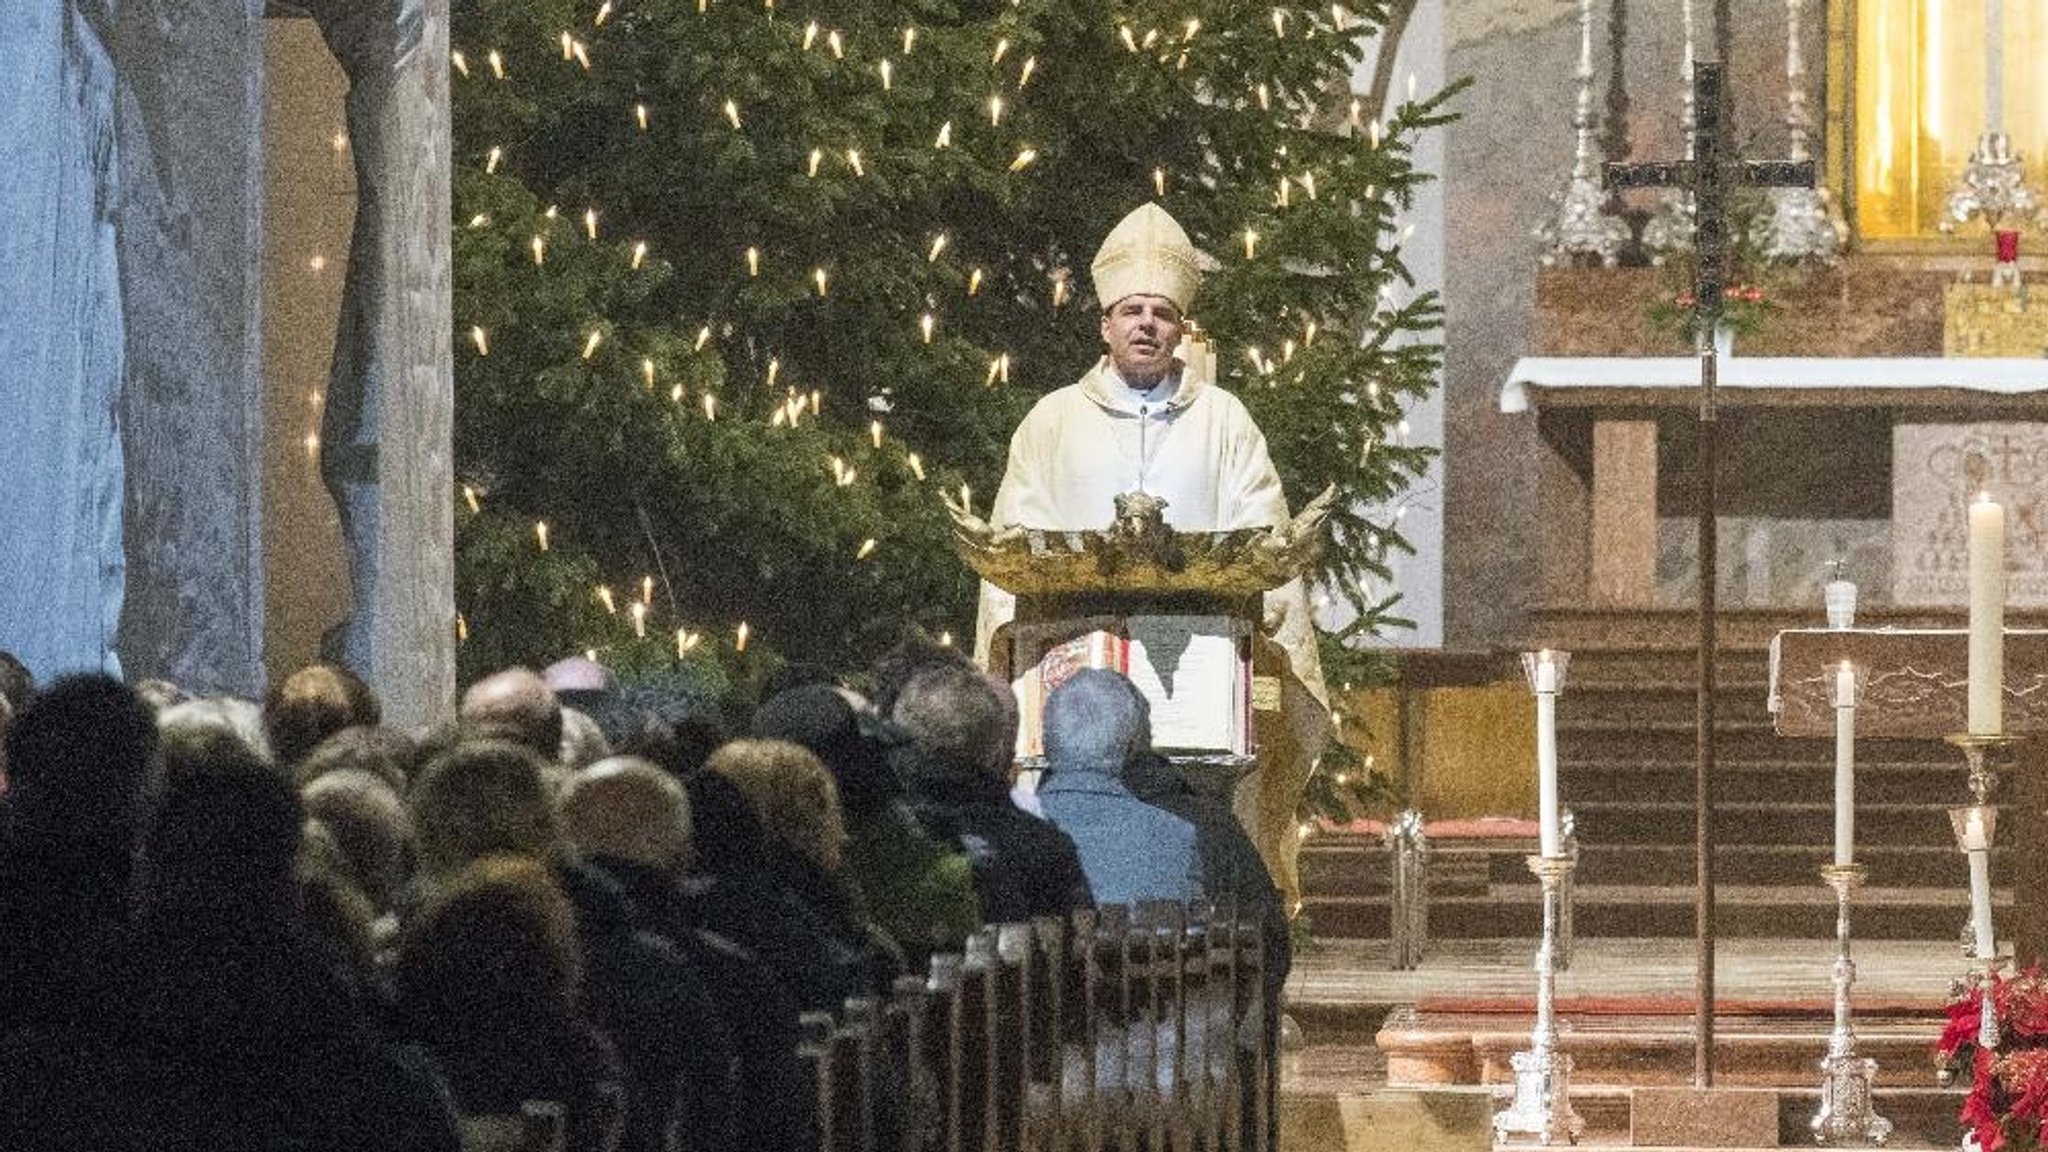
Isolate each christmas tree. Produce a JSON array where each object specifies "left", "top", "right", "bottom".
[{"left": 449, "top": 0, "right": 1451, "bottom": 727}]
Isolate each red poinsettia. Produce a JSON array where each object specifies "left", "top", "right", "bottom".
[{"left": 1942, "top": 966, "right": 2048, "bottom": 1151}]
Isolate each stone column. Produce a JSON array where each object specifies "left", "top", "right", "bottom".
[
  {"left": 1591, "top": 420, "right": 1658, "bottom": 606},
  {"left": 302, "top": 0, "right": 456, "bottom": 729},
  {"left": 112, "top": 0, "right": 269, "bottom": 696},
  {"left": 0, "top": 2, "right": 126, "bottom": 682}
]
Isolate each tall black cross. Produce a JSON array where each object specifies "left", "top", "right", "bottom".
[{"left": 1602, "top": 61, "right": 1814, "bottom": 1091}]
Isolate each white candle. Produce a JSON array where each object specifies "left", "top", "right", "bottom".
[
  {"left": 1833, "top": 662, "right": 1856, "bottom": 867},
  {"left": 1962, "top": 808, "right": 1997, "bottom": 960},
  {"left": 1968, "top": 493, "right": 2006, "bottom": 735},
  {"left": 1535, "top": 650, "right": 1561, "bottom": 857}
]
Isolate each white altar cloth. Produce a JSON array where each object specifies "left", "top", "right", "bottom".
[{"left": 1502, "top": 356, "right": 2048, "bottom": 414}]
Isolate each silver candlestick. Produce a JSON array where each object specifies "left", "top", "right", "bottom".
[
  {"left": 1494, "top": 854, "right": 1585, "bottom": 1146},
  {"left": 1810, "top": 863, "right": 1892, "bottom": 1146},
  {"left": 1537, "top": 0, "right": 1627, "bottom": 266},
  {"left": 1753, "top": 0, "right": 1843, "bottom": 261},
  {"left": 1946, "top": 732, "right": 2018, "bottom": 807}
]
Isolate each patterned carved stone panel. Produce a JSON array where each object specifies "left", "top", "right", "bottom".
[
  {"left": 1892, "top": 423, "right": 2048, "bottom": 608},
  {"left": 1771, "top": 628, "right": 2048, "bottom": 737}
]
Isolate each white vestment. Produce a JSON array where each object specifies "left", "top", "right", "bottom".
[{"left": 974, "top": 357, "right": 1329, "bottom": 712}]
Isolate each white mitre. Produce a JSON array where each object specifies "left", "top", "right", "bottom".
[{"left": 1090, "top": 202, "right": 1200, "bottom": 312}]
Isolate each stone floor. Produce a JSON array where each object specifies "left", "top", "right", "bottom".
[{"left": 1278, "top": 937, "right": 1971, "bottom": 1151}]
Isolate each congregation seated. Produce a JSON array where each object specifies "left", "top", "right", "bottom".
[
  {"left": 889, "top": 660, "right": 1096, "bottom": 922},
  {"left": 459, "top": 666, "right": 564, "bottom": 759},
  {"left": 663, "top": 755, "right": 881, "bottom": 1012},
  {"left": 0, "top": 646, "right": 1285, "bottom": 1152},
  {"left": 706, "top": 737, "right": 907, "bottom": 996},
  {"left": 266, "top": 662, "right": 381, "bottom": 770},
  {"left": 752, "top": 683, "right": 983, "bottom": 972},
  {"left": 559, "top": 757, "right": 812, "bottom": 1152},
  {"left": 130, "top": 728, "right": 459, "bottom": 1150},
  {"left": 395, "top": 856, "right": 625, "bottom": 1152},
  {"left": 408, "top": 738, "right": 741, "bottom": 1152}
]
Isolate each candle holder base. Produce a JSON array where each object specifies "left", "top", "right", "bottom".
[
  {"left": 1495, "top": 854, "right": 1583, "bottom": 1145},
  {"left": 1811, "top": 1053, "right": 1891, "bottom": 1147},
  {"left": 1493, "top": 1047, "right": 1585, "bottom": 1146},
  {"left": 1944, "top": 733, "right": 2019, "bottom": 805}
]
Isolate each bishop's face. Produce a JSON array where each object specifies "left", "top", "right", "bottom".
[{"left": 1100, "top": 294, "right": 1185, "bottom": 388}]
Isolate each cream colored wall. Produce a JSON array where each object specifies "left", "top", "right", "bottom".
[
  {"left": 1335, "top": 679, "right": 1536, "bottom": 821},
  {"left": 261, "top": 19, "right": 354, "bottom": 682}
]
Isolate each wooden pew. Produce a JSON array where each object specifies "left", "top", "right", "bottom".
[{"left": 796, "top": 902, "right": 1274, "bottom": 1152}]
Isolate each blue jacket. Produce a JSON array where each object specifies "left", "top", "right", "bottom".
[{"left": 1036, "top": 766, "right": 1203, "bottom": 909}]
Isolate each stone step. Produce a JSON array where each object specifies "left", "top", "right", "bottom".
[
  {"left": 1564, "top": 758, "right": 1973, "bottom": 805},
  {"left": 1301, "top": 883, "right": 1998, "bottom": 941},
  {"left": 1565, "top": 884, "right": 1989, "bottom": 940},
  {"left": 1302, "top": 835, "right": 1999, "bottom": 893},
  {"left": 1492, "top": 1087, "right": 1966, "bottom": 1151},
  {"left": 1562, "top": 682, "right": 1779, "bottom": 726},
  {"left": 1379, "top": 1004, "right": 1948, "bottom": 1090},
  {"left": 1555, "top": 719, "right": 1936, "bottom": 763},
  {"left": 1569, "top": 801, "right": 1964, "bottom": 847},
  {"left": 1572, "top": 844, "right": 1984, "bottom": 888}
]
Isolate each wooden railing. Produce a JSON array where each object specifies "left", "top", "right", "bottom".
[{"left": 798, "top": 901, "right": 1275, "bottom": 1152}]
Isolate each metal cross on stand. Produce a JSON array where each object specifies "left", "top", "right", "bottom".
[{"left": 1602, "top": 61, "right": 1814, "bottom": 1091}]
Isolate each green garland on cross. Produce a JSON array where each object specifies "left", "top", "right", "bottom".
[{"left": 449, "top": 0, "right": 1454, "bottom": 820}]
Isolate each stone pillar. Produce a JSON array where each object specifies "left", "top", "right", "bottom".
[
  {"left": 302, "top": 0, "right": 456, "bottom": 729},
  {"left": 0, "top": 2, "right": 126, "bottom": 682},
  {"left": 112, "top": 0, "right": 268, "bottom": 696},
  {"left": 1590, "top": 420, "right": 1658, "bottom": 606},
  {"left": 1535, "top": 413, "right": 1593, "bottom": 610}
]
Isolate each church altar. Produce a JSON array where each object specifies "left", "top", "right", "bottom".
[
  {"left": 1503, "top": 354, "right": 2048, "bottom": 613},
  {"left": 1503, "top": 355, "right": 2048, "bottom": 414}
]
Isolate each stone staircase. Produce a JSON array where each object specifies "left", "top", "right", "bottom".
[{"left": 1301, "top": 607, "right": 2016, "bottom": 942}]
